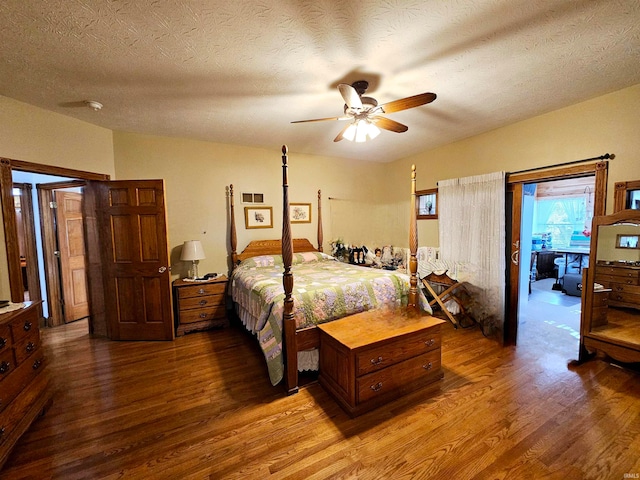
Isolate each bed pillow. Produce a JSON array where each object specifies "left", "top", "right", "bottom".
[{"left": 239, "top": 251, "right": 334, "bottom": 269}]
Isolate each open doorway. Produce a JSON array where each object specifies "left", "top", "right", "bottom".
[
  {"left": 12, "top": 170, "right": 89, "bottom": 326},
  {"left": 517, "top": 176, "right": 595, "bottom": 356}
]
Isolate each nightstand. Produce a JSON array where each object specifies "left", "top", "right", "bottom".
[{"left": 173, "top": 276, "right": 228, "bottom": 336}]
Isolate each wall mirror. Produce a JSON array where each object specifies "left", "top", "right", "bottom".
[{"left": 580, "top": 209, "right": 640, "bottom": 364}]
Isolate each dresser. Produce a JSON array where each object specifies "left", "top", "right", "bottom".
[
  {"left": 173, "top": 276, "right": 228, "bottom": 336},
  {"left": 594, "top": 263, "right": 640, "bottom": 310},
  {"left": 0, "top": 302, "right": 52, "bottom": 469},
  {"left": 318, "top": 309, "right": 444, "bottom": 417}
]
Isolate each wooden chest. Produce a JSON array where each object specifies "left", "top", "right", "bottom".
[
  {"left": 318, "top": 309, "right": 444, "bottom": 417},
  {"left": 173, "top": 276, "right": 228, "bottom": 336},
  {"left": 0, "top": 302, "right": 52, "bottom": 469}
]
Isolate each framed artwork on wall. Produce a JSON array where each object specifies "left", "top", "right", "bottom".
[
  {"left": 245, "top": 206, "right": 273, "bottom": 229},
  {"left": 290, "top": 203, "right": 312, "bottom": 223},
  {"left": 416, "top": 188, "right": 438, "bottom": 219}
]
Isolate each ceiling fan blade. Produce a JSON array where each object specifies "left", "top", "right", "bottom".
[
  {"left": 333, "top": 123, "right": 353, "bottom": 142},
  {"left": 373, "top": 116, "right": 409, "bottom": 133},
  {"left": 338, "top": 83, "right": 363, "bottom": 109},
  {"left": 291, "top": 116, "right": 347, "bottom": 124},
  {"left": 379, "top": 92, "right": 437, "bottom": 114}
]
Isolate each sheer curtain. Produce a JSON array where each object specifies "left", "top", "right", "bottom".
[{"left": 439, "top": 171, "right": 506, "bottom": 337}]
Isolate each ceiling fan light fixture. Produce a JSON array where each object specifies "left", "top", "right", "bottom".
[
  {"left": 355, "top": 121, "right": 368, "bottom": 143},
  {"left": 343, "top": 123, "right": 357, "bottom": 142}
]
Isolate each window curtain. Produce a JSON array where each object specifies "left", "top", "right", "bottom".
[{"left": 438, "top": 171, "right": 506, "bottom": 337}]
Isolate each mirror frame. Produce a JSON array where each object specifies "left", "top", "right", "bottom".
[
  {"left": 580, "top": 208, "right": 640, "bottom": 362},
  {"left": 613, "top": 179, "right": 640, "bottom": 212}
]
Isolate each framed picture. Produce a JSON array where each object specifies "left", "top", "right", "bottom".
[
  {"left": 242, "top": 192, "right": 264, "bottom": 204},
  {"left": 416, "top": 188, "right": 438, "bottom": 219},
  {"left": 616, "top": 234, "right": 639, "bottom": 249},
  {"left": 290, "top": 203, "right": 312, "bottom": 224},
  {"left": 245, "top": 206, "right": 273, "bottom": 229}
]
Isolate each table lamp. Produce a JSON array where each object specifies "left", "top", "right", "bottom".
[{"left": 180, "top": 240, "right": 205, "bottom": 280}]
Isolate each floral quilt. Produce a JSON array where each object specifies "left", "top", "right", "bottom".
[{"left": 230, "top": 252, "right": 431, "bottom": 385}]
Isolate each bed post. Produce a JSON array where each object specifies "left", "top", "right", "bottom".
[
  {"left": 408, "top": 165, "right": 419, "bottom": 311},
  {"left": 281, "top": 145, "right": 298, "bottom": 395},
  {"left": 230, "top": 184, "right": 238, "bottom": 269},
  {"left": 317, "top": 189, "right": 323, "bottom": 252}
]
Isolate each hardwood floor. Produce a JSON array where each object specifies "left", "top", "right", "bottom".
[{"left": 1, "top": 312, "right": 639, "bottom": 479}]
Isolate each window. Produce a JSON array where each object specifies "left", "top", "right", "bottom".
[{"left": 416, "top": 188, "right": 438, "bottom": 219}]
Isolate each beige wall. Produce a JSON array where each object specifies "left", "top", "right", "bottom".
[
  {"left": 0, "top": 95, "right": 114, "bottom": 298},
  {"left": 386, "top": 83, "right": 640, "bottom": 248},
  {"left": 2, "top": 83, "right": 639, "bottom": 295},
  {"left": 112, "top": 132, "right": 389, "bottom": 279}
]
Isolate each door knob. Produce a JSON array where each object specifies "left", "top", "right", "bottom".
[{"left": 158, "top": 266, "right": 167, "bottom": 273}]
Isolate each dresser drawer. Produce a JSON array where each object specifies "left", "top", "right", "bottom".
[
  {"left": 357, "top": 349, "right": 442, "bottom": 404},
  {"left": 0, "top": 352, "right": 45, "bottom": 414},
  {"left": 13, "top": 328, "right": 41, "bottom": 364},
  {"left": 0, "top": 348, "right": 15, "bottom": 381},
  {"left": 178, "top": 305, "right": 226, "bottom": 324},
  {"left": 0, "top": 325, "right": 11, "bottom": 354},
  {"left": 356, "top": 327, "right": 441, "bottom": 376},
  {"left": 9, "top": 307, "right": 39, "bottom": 344},
  {"left": 177, "top": 282, "right": 226, "bottom": 299}
]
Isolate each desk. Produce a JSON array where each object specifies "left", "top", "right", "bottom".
[{"left": 552, "top": 248, "right": 590, "bottom": 274}]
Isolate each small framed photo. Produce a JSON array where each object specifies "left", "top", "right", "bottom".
[
  {"left": 616, "top": 234, "right": 639, "bottom": 249},
  {"left": 245, "top": 206, "right": 273, "bottom": 229},
  {"left": 290, "top": 203, "right": 312, "bottom": 224},
  {"left": 416, "top": 188, "right": 438, "bottom": 219}
]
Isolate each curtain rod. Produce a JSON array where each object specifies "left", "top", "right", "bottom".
[{"left": 508, "top": 153, "right": 614, "bottom": 176}]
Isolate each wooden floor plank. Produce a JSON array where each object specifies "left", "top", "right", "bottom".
[{"left": 0, "top": 314, "right": 638, "bottom": 479}]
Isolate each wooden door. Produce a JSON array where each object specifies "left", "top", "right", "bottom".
[
  {"left": 84, "top": 179, "right": 173, "bottom": 341},
  {"left": 55, "top": 191, "right": 90, "bottom": 322}
]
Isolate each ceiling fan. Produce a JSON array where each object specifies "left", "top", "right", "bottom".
[{"left": 291, "top": 80, "right": 437, "bottom": 142}]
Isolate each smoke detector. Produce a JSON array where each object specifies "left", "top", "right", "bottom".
[{"left": 85, "top": 100, "right": 103, "bottom": 111}]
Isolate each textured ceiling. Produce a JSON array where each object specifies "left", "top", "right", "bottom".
[{"left": 1, "top": 0, "right": 639, "bottom": 163}]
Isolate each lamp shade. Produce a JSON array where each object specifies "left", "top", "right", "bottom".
[{"left": 180, "top": 240, "right": 206, "bottom": 261}]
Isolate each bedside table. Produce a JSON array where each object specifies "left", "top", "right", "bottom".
[{"left": 173, "top": 276, "right": 228, "bottom": 336}]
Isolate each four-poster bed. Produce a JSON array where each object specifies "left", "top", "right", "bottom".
[{"left": 228, "top": 145, "right": 431, "bottom": 395}]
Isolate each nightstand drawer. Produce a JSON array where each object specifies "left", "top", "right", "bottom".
[
  {"left": 179, "top": 294, "right": 224, "bottom": 311},
  {"left": 13, "top": 328, "right": 41, "bottom": 365},
  {"left": 179, "top": 305, "right": 226, "bottom": 324},
  {"left": 177, "top": 282, "right": 226, "bottom": 298}
]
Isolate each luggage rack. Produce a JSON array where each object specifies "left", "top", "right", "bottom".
[{"left": 421, "top": 270, "right": 475, "bottom": 328}]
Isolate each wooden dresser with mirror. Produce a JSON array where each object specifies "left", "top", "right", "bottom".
[{"left": 580, "top": 208, "right": 640, "bottom": 364}]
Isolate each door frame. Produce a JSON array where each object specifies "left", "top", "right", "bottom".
[
  {"left": 504, "top": 161, "right": 608, "bottom": 345},
  {"left": 0, "top": 158, "right": 109, "bottom": 309}
]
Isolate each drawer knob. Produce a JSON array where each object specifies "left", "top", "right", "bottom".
[
  {"left": 198, "top": 288, "right": 206, "bottom": 294},
  {"left": 369, "top": 382, "right": 383, "bottom": 392},
  {"left": 199, "top": 313, "right": 208, "bottom": 319},
  {"left": 370, "top": 356, "right": 383, "bottom": 366},
  {"left": 0, "top": 427, "right": 4, "bottom": 438},
  {"left": 0, "top": 337, "right": 5, "bottom": 349},
  {"left": 0, "top": 361, "right": 10, "bottom": 374},
  {"left": 26, "top": 341, "right": 35, "bottom": 353},
  {"left": 199, "top": 300, "right": 208, "bottom": 306},
  {"left": 23, "top": 321, "right": 32, "bottom": 331},
  {"left": 423, "top": 362, "right": 433, "bottom": 370},
  {"left": 32, "top": 359, "right": 42, "bottom": 370},
  {"left": 424, "top": 338, "right": 435, "bottom": 347}
]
